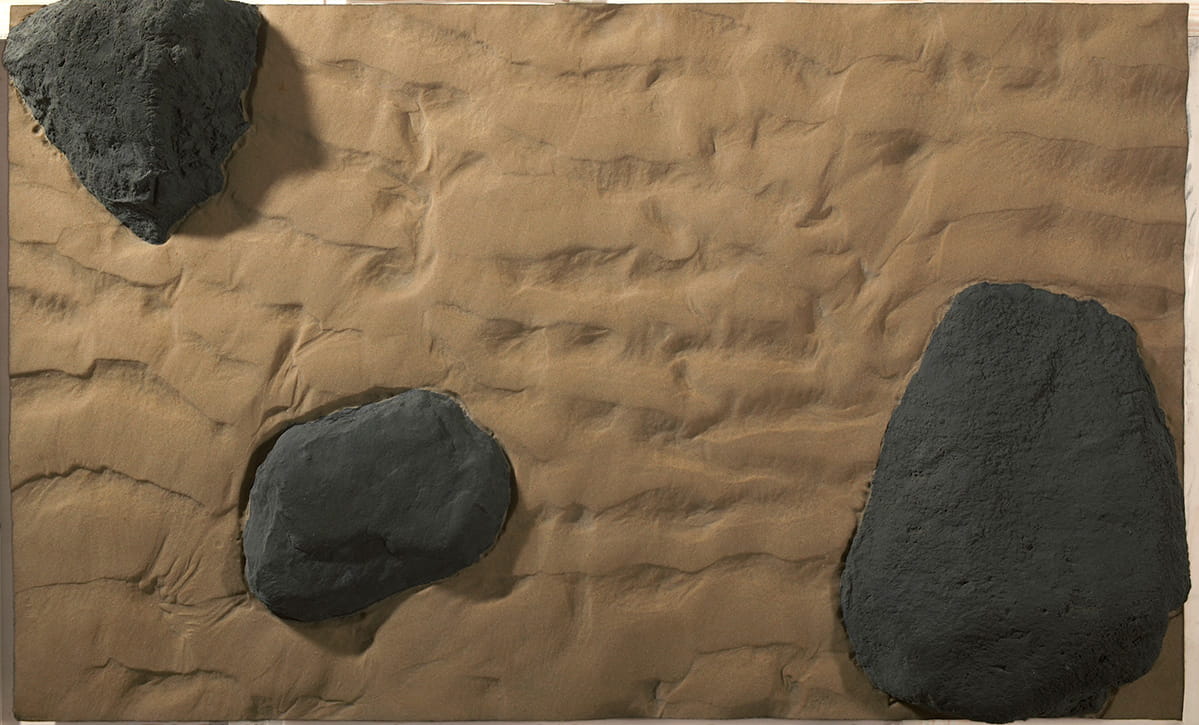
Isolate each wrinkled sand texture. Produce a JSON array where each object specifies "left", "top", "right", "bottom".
[{"left": 7, "top": 4, "right": 1186, "bottom": 720}]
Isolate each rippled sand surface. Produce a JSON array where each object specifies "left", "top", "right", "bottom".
[{"left": 8, "top": 3, "right": 1186, "bottom": 719}]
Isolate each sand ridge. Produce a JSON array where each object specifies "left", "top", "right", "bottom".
[{"left": 7, "top": 3, "right": 1187, "bottom": 719}]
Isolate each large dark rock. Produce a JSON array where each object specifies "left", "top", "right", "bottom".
[
  {"left": 243, "top": 390, "right": 512, "bottom": 621},
  {"left": 840, "top": 282, "right": 1188, "bottom": 723},
  {"left": 4, "top": 0, "right": 259, "bottom": 244}
]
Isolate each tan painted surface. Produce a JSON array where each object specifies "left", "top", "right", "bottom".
[{"left": 6, "top": 3, "right": 1188, "bottom": 720}]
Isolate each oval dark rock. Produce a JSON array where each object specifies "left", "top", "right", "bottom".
[
  {"left": 243, "top": 390, "right": 512, "bottom": 621},
  {"left": 840, "top": 282, "right": 1188, "bottom": 723},
  {"left": 4, "top": 0, "right": 260, "bottom": 244}
]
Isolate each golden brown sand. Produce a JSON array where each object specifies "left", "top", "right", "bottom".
[{"left": 7, "top": 3, "right": 1187, "bottom": 719}]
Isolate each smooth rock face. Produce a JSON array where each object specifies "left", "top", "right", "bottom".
[
  {"left": 244, "top": 390, "right": 512, "bottom": 621},
  {"left": 4, "top": 0, "right": 259, "bottom": 244},
  {"left": 840, "top": 283, "right": 1189, "bottom": 723}
]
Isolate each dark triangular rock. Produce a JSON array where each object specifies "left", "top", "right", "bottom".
[
  {"left": 840, "top": 282, "right": 1188, "bottom": 723},
  {"left": 243, "top": 390, "right": 513, "bottom": 622},
  {"left": 4, "top": 0, "right": 260, "bottom": 244}
]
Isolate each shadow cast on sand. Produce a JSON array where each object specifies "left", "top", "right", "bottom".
[
  {"left": 434, "top": 464, "right": 531, "bottom": 603},
  {"left": 184, "top": 15, "right": 325, "bottom": 237}
]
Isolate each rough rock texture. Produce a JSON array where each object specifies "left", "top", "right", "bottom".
[
  {"left": 3, "top": 0, "right": 259, "bottom": 244},
  {"left": 243, "top": 390, "right": 512, "bottom": 621},
  {"left": 840, "top": 283, "right": 1190, "bottom": 723},
  {"left": 8, "top": 4, "right": 1187, "bottom": 721}
]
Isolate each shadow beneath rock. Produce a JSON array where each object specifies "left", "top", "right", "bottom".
[
  {"left": 436, "top": 462, "right": 533, "bottom": 602},
  {"left": 280, "top": 587, "right": 416, "bottom": 656},
  {"left": 184, "top": 14, "right": 325, "bottom": 237},
  {"left": 279, "top": 470, "right": 527, "bottom": 655}
]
